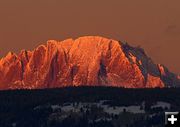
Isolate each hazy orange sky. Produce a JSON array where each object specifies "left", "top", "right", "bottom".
[{"left": 0, "top": 0, "right": 180, "bottom": 74}]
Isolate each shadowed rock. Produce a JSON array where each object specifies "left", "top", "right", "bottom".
[{"left": 0, "top": 36, "right": 179, "bottom": 89}]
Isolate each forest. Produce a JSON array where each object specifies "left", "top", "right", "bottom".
[{"left": 0, "top": 86, "right": 180, "bottom": 127}]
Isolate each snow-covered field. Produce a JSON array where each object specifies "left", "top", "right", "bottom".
[
  {"left": 151, "top": 101, "right": 171, "bottom": 109},
  {"left": 49, "top": 100, "right": 146, "bottom": 115},
  {"left": 35, "top": 100, "right": 171, "bottom": 115}
]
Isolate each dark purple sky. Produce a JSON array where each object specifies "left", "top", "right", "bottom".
[{"left": 0, "top": 0, "right": 180, "bottom": 73}]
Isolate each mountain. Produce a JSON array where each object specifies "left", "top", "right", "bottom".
[{"left": 0, "top": 36, "right": 179, "bottom": 89}]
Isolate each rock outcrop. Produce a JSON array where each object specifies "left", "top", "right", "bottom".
[{"left": 0, "top": 36, "right": 179, "bottom": 89}]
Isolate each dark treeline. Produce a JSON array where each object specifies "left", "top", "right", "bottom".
[
  {"left": 1, "top": 87, "right": 180, "bottom": 104},
  {"left": 0, "top": 87, "right": 180, "bottom": 111},
  {"left": 0, "top": 86, "right": 180, "bottom": 127}
]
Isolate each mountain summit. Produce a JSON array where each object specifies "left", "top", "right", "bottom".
[{"left": 0, "top": 36, "right": 179, "bottom": 89}]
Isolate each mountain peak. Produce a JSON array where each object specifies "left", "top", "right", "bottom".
[{"left": 0, "top": 36, "right": 179, "bottom": 89}]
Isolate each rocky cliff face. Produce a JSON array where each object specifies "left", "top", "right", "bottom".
[{"left": 0, "top": 36, "right": 179, "bottom": 89}]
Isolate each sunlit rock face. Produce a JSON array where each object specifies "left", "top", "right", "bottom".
[{"left": 0, "top": 36, "right": 179, "bottom": 89}]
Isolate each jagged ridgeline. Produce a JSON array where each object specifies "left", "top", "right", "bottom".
[{"left": 0, "top": 36, "right": 179, "bottom": 89}]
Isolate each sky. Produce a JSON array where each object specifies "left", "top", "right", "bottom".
[{"left": 0, "top": 0, "right": 180, "bottom": 74}]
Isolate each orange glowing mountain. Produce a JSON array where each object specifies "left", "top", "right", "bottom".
[{"left": 0, "top": 36, "right": 179, "bottom": 89}]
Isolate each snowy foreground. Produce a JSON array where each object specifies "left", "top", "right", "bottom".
[
  {"left": 35, "top": 100, "right": 171, "bottom": 115},
  {"left": 31, "top": 100, "right": 172, "bottom": 126}
]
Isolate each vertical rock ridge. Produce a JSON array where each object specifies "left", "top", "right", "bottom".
[{"left": 0, "top": 36, "right": 179, "bottom": 89}]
